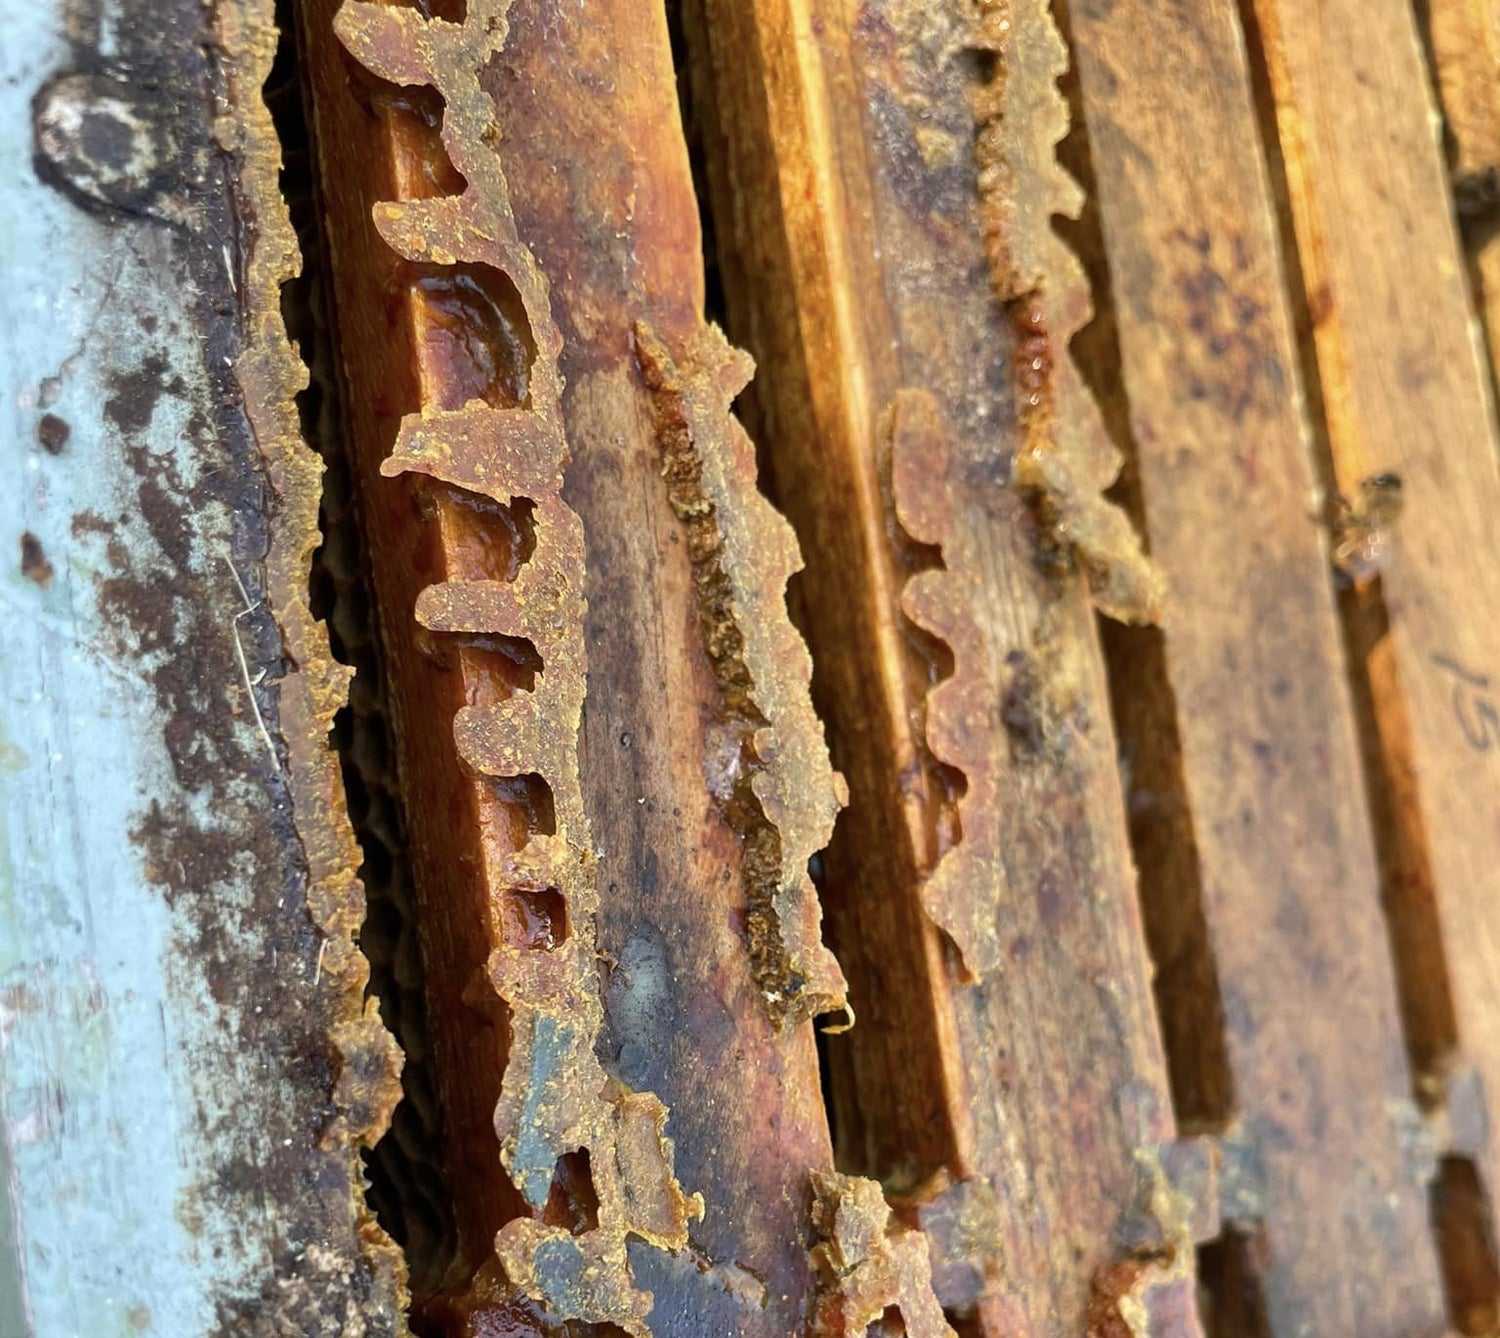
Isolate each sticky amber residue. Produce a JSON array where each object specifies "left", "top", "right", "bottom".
[
  {"left": 334, "top": 1, "right": 700, "bottom": 1330},
  {"left": 635, "top": 321, "right": 848, "bottom": 1028},
  {"left": 505, "top": 885, "right": 565, "bottom": 952},
  {"left": 216, "top": 0, "right": 406, "bottom": 1311},
  {"left": 412, "top": 264, "right": 536, "bottom": 411},
  {"left": 969, "top": 0, "right": 1163, "bottom": 626},
  {"left": 809, "top": 1171, "right": 955, "bottom": 1338},
  {"left": 1083, "top": 1149, "right": 1202, "bottom": 1337},
  {"left": 888, "top": 388, "right": 1010, "bottom": 980}
]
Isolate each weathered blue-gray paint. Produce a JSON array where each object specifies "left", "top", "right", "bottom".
[
  {"left": 1, "top": 11, "right": 235, "bottom": 1332},
  {"left": 0, "top": 1, "right": 401, "bottom": 1333}
]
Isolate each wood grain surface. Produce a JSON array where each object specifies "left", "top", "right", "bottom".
[
  {"left": 684, "top": 0, "right": 1201, "bottom": 1331},
  {"left": 1066, "top": 0, "right": 1450, "bottom": 1332},
  {"left": 1249, "top": 0, "right": 1500, "bottom": 1275}
]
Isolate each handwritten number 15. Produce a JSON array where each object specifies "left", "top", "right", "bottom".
[{"left": 1433, "top": 654, "right": 1500, "bottom": 753}]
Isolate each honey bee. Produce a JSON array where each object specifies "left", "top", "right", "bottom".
[{"left": 1330, "top": 472, "right": 1403, "bottom": 586}]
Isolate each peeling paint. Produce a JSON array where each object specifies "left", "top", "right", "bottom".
[{"left": 0, "top": 0, "right": 409, "bottom": 1326}]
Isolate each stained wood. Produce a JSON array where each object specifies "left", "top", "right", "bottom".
[
  {"left": 15, "top": 0, "right": 1500, "bottom": 1327},
  {"left": 1247, "top": 0, "right": 1500, "bottom": 1241},
  {"left": 0, "top": 0, "right": 405, "bottom": 1326},
  {"left": 1423, "top": 0, "right": 1500, "bottom": 397},
  {"left": 480, "top": 5, "right": 842, "bottom": 1330},
  {"left": 298, "top": 0, "right": 851, "bottom": 1330},
  {"left": 298, "top": 2, "right": 524, "bottom": 1278},
  {"left": 683, "top": 0, "right": 1199, "bottom": 1331},
  {"left": 1063, "top": 0, "right": 1450, "bottom": 1332}
]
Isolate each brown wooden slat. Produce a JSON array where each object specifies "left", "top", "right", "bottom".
[
  {"left": 1062, "top": 0, "right": 1451, "bottom": 1332},
  {"left": 297, "top": 0, "right": 860, "bottom": 1331},
  {"left": 1245, "top": 0, "right": 1500, "bottom": 1304},
  {"left": 297, "top": 0, "right": 525, "bottom": 1283},
  {"left": 1423, "top": 0, "right": 1500, "bottom": 398},
  {"left": 683, "top": 0, "right": 1203, "bottom": 1331},
  {"left": 478, "top": 6, "right": 848, "bottom": 1330}
]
